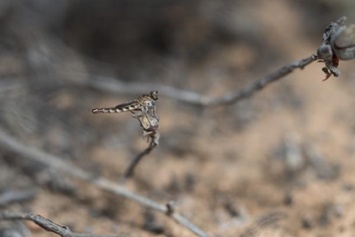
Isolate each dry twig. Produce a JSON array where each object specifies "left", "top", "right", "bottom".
[
  {"left": 240, "top": 212, "right": 287, "bottom": 237},
  {"left": 0, "top": 129, "right": 209, "bottom": 237},
  {"left": 0, "top": 189, "right": 36, "bottom": 207},
  {"left": 78, "top": 54, "right": 318, "bottom": 106},
  {"left": 122, "top": 137, "right": 158, "bottom": 180},
  {"left": 0, "top": 211, "right": 119, "bottom": 237}
]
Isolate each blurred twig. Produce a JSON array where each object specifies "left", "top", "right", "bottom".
[
  {"left": 240, "top": 212, "right": 287, "bottom": 237},
  {"left": 76, "top": 73, "right": 210, "bottom": 106},
  {"left": 122, "top": 137, "right": 157, "bottom": 181},
  {"left": 79, "top": 54, "right": 317, "bottom": 106},
  {"left": 0, "top": 211, "right": 119, "bottom": 237},
  {"left": 0, "top": 189, "right": 37, "bottom": 207},
  {"left": 0, "top": 129, "right": 209, "bottom": 237},
  {"left": 0, "top": 79, "right": 24, "bottom": 93}
]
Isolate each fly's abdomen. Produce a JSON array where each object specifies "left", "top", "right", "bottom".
[{"left": 92, "top": 107, "right": 127, "bottom": 114}]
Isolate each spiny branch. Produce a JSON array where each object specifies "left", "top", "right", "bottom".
[
  {"left": 0, "top": 129, "right": 209, "bottom": 237},
  {"left": 204, "top": 54, "right": 318, "bottom": 106},
  {"left": 0, "top": 211, "right": 119, "bottom": 237}
]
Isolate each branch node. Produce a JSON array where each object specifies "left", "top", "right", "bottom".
[{"left": 166, "top": 201, "right": 175, "bottom": 216}]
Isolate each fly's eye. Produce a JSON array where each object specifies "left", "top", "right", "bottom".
[{"left": 150, "top": 90, "right": 159, "bottom": 100}]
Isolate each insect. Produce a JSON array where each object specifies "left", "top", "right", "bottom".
[
  {"left": 92, "top": 90, "right": 160, "bottom": 143},
  {"left": 317, "top": 16, "right": 355, "bottom": 81}
]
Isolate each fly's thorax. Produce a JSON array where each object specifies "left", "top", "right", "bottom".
[
  {"left": 142, "top": 99, "right": 155, "bottom": 108},
  {"left": 138, "top": 113, "right": 159, "bottom": 131}
]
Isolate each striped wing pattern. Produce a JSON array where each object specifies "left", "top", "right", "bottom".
[
  {"left": 92, "top": 100, "right": 141, "bottom": 114},
  {"left": 92, "top": 91, "right": 158, "bottom": 114}
]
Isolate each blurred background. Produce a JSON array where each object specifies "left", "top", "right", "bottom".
[{"left": 0, "top": 0, "right": 355, "bottom": 236}]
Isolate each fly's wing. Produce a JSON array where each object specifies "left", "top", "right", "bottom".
[
  {"left": 114, "top": 100, "right": 141, "bottom": 112},
  {"left": 332, "top": 25, "right": 355, "bottom": 61}
]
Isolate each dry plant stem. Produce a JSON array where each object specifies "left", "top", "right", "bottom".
[
  {"left": 78, "top": 75, "right": 211, "bottom": 106},
  {"left": 239, "top": 212, "right": 287, "bottom": 237},
  {"left": 205, "top": 54, "right": 318, "bottom": 106},
  {"left": 81, "top": 54, "right": 318, "bottom": 106},
  {"left": 0, "top": 211, "right": 118, "bottom": 237},
  {"left": 0, "top": 79, "right": 24, "bottom": 93},
  {"left": 122, "top": 141, "right": 157, "bottom": 180},
  {"left": 0, "top": 129, "right": 209, "bottom": 237},
  {"left": 0, "top": 189, "right": 36, "bottom": 207}
]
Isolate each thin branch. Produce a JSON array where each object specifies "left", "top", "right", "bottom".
[
  {"left": 122, "top": 139, "right": 157, "bottom": 181},
  {"left": 240, "top": 212, "right": 287, "bottom": 237},
  {"left": 204, "top": 54, "right": 318, "bottom": 106},
  {"left": 0, "top": 129, "right": 209, "bottom": 237},
  {"left": 0, "top": 211, "right": 119, "bottom": 237},
  {"left": 75, "top": 54, "right": 318, "bottom": 106},
  {"left": 73, "top": 73, "right": 210, "bottom": 106},
  {"left": 0, "top": 79, "right": 24, "bottom": 93},
  {"left": 0, "top": 189, "right": 37, "bottom": 207}
]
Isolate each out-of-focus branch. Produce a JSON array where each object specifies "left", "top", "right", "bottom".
[
  {"left": 74, "top": 73, "right": 210, "bottom": 106},
  {"left": 0, "top": 189, "right": 36, "bottom": 207},
  {"left": 0, "top": 211, "right": 119, "bottom": 237},
  {"left": 0, "top": 79, "right": 24, "bottom": 93},
  {"left": 122, "top": 137, "right": 157, "bottom": 181},
  {"left": 76, "top": 54, "right": 317, "bottom": 106},
  {"left": 0, "top": 129, "right": 209, "bottom": 237}
]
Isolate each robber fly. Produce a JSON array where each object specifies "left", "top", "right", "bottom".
[{"left": 92, "top": 90, "right": 160, "bottom": 141}]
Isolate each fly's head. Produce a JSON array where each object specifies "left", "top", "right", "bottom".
[{"left": 149, "top": 90, "right": 159, "bottom": 100}]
